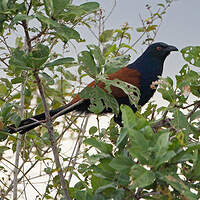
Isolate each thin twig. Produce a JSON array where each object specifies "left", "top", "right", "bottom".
[
  {"left": 2, "top": 157, "right": 42, "bottom": 196},
  {"left": 33, "top": 70, "right": 71, "bottom": 200},
  {"left": 0, "top": 57, "right": 9, "bottom": 67},
  {"left": 104, "top": 0, "right": 117, "bottom": 23},
  {"left": 30, "top": 27, "right": 47, "bottom": 42},
  {"left": 123, "top": 30, "right": 146, "bottom": 55},
  {"left": 26, "top": 0, "right": 32, "bottom": 15},
  {"left": 68, "top": 115, "right": 89, "bottom": 183},
  {"left": 21, "top": 20, "right": 32, "bottom": 51},
  {"left": 8, "top": 99, "right": 84, "bottom": 133},
  {"left": 141, "top": 191, "right": 160, "bottom": 197},
  {"left": 187, "top": 101, "right": 200, "bottom": 119},
  {"left": 13, "top": 73, "right": 27, "bottom": 200},
  {"left": 4, "top": 116, "right": 78, "bottom": 197}
]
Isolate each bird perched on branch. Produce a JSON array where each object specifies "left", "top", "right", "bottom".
[{"left": 6, "top": 42, "right": 178, "bottom": 134}]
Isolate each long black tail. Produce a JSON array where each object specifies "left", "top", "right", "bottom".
[{"left": 7, "top": 99, "right": 87, "bottom": 134}]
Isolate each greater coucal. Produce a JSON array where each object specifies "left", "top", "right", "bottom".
[{"left": 6, "top": 42, "right": 178, "bottom": 134}]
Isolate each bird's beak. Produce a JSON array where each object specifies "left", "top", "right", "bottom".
[{"left": 167, "top": 45, "right": 178, "bottom": 52}]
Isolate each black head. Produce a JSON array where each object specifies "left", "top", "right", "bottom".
[{"left": 144, "top": 42, "right": 178, "bottom": 61}]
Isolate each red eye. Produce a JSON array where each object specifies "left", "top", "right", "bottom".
[{"left": 157, "top": 46, "right": 162, "bottom": 51}]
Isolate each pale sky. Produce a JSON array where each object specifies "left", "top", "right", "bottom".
[{"left": 85, "top": 0, "right": 200, "bottom": 77}]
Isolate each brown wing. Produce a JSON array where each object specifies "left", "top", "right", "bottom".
[{"left": 70, "top": 67, "right": 141, "bottom": 105}]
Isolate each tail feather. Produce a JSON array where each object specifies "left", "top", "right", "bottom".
[{"left": 8, "top": 99, "right": 87, "bottom": 134}]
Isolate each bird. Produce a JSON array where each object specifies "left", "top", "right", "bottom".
[{"left": 6, "top": 42, "right": 178, "bottom": 134}]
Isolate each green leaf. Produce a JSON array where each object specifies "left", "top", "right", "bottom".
[
  {"left": 87, "top": 44, "right": 105, "bottom": 67},
  {"left": 130, "top": 165, "right": 155, "bottom": 189},
  {"left": 128, "top": 129, "right": 150, "bottom": 164},
  {"left": 84, "top": 137, "right": 113, "bottom": 154},
  {"left": 190, "top": 110, "right": 200, "bottom": 121},
  {"left": 99, "top": 30, "right": 114, "bottom": 43},
  {"left": 9, "top": 48, "right": 31, "bottom": 70},
  {"left": 1, "top": 103, "right": 13, "bottom": 121},
  {"left": 100, "top": 78, "right": 140, "bottom": 108},
  {"left": 0, "top": 131, "right": 8, "bottom": 142},
  {"left": 159, "top": 174, "right": 197, "bottom": 200},
  {"left": 25, "top": 88, "right": 31, "bottom": 97},
  {"left": 157, "top": 3, "right": 165, "bottom": 7},
  {"left": 78, "top": 51, "right": 97, "bottom": 77},
  {"left": 54, "top": 24, "right": 80, "bottom": 42},
  {"left": 41, "top": 72, "right": 55, "bottom": 85},
  {"left": 79, "top": 2, "right": 99, "bottom": 13},
  {"left": 116, "top": 129, "right": 128, "bottom": 149},
  {"left": 10, "top": 14, "right": 34, "bottom": 26},
  {"left": 75, "top": 191, "right": 93, "bottom": 200},
  {"left": 78, "top": 163, "right": 89, "bottom": 174},
  {"left": 104, "top": 55, "right": 130, "bottom": 74},
  {"left": 171, "top": 144, "right": 200, "bottom": 163},
  {"left": 37, "top": 13, "right": 81, "bottom": 42},
  {"left": 62, "top": 70, "right": 76, "bottom": 81},
  {"left": 110, "top": 188, "right": 125, "bottom": 200},
  {"left": 121, "top": 104, "right": 136, "bottom": 127},
  {"left": 0, "top": 78, "right": 12, "bottom": 89},
  {"left": 11, "top": 77, "right": 24, "bottom": 84},
  {"left": 153, "top": 132, "right": 176, "bottom": 167},
  {"left": 171, "top": 110, "right": 190, "bottom": 130},
  {"left": 44, "top": 57, "right": 75, "bottom": 68},
  {"left": 52, "top": 0, "right": 70, "bottom": 17},
  {"left": 95, "top": 182, "right": 116, "bottom": 193},
  {"left": 0, "top": 83, "right": 7, "bottom": 95},
  {"left": 181, "top": 46, "right": 200, "bottom": 67},
  {"left": 89, "top": 126, "right": 98, "bottom": 135},
  {"left": 0, "top": 146, "right": 9, "bottom": 154},
  {"left": 157, "top": 87, "right": 176, "bottom": 102},
  {"left": 79, "top": 86, "right": 119, "bottom": 114},
  {"left": 109, "top": 155, "right": 134, "bottom": 173},
  {"left": 121, "top": 105, "right": 154, "bottom": 164},
  {"left": 154, "top": 132, "right": 170, "bottom": 155},
  {"left": 146, "top": 25, "right": 158, "bottom": 32},
  {"left": 9, "top": 112, "right": 21, "bottom": 128},
  {"left": 28, "top": 44, "right": 49, "bottom": 68},
  {"left": 117, "top": 173, "right": 129, "bottom": 186},
  {"left": 36, "top": 12, "right": 58, "bottom": 27},
  {"left": 190, "top": 154, "right": 200, "bottom": 179},
  {"left": 136, "top": 27, "right": 146, "bottom": 32}
]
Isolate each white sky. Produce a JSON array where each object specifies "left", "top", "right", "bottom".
[{"left": 88, "top": 0, "right": 200, "bottom": 77}]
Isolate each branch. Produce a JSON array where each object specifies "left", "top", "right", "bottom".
[
  {"left": 21, "top": 20, "right": 32, "bottom": 51},
  {"left": 2, "top": 157, "right": 42, "bottom": 197},
  {"left": 104, "top": 0, "right": 116, "bottom": 23},
  {"left": 68, "top": 115, "right": 89, "bottom": 183},
  {"left": 30, "top": 27, "right": 47, "bottom": 42},
  {"left": 7, "top": 99, "right": 84, "bottom": 133},
  {"left": 26, "top": 0, "right": 32, "bottom": 15},
  {"left": 33, "top": 70, "right": 71, "bottom": 200},
  {"left": 187, "top": 101, "right": 200, "bottom": 119},
  {"left": 151, "top": 118, "right": 171, "bottom": 132},
  {"left": 3, "top": 116, "right": 78, "bottom": 198},
  {"left": 13, "top": 73, "right": 27, "bottom": 199}
]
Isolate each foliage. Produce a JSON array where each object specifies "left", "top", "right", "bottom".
[{"left": 0, "top": 0, "right": 199, "bottom": 199}]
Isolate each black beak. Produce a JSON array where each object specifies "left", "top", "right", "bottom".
[{"left": 166, "top": 45, "right": 178, "bottom": 52}]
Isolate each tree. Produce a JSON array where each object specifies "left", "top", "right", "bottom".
[{"left": 0, "top": 0, "right": 199, "bottom": 199}]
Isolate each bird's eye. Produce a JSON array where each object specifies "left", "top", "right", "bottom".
[{"left": 157, "top": 46, "right": 162, "bottom": 51}]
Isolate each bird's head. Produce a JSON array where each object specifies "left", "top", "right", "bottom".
[{"left": 145, "top": 42, "right": 178, "bottom": 61}]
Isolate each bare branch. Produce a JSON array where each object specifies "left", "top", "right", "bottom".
[
  {"left": 187, "top": 101, "right": 200, "bottom": 119},
  {"left": 13, "top": 73, "right": 27, "bottom": 200},
  {"left": 33, "top": 70, "right": 71, "bottom": 200}
]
